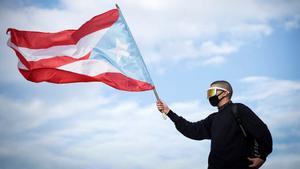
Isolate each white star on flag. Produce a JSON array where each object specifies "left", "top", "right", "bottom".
[{"left": 111, "top": 38, "right": 130, "bottom": 63}]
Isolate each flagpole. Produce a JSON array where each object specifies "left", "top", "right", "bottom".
[
  {"left": 116, "top": 4, "right": 167, "bottom": 119},
  {"left": 153, "top": 87, "right": 168, "bottom": 119}
]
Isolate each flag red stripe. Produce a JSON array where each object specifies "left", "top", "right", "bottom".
[
  {"left": 28, "top": 53, "right": 91, "bottom": 69},
  {"left": 7, "top": 9, "right": 119, "bottom": 49},
  {"left": 19, "top": 68, "right": 154, "bottom": 91},
  {"left": 13, "top": 49, "right": 91, "bottom": 69}
]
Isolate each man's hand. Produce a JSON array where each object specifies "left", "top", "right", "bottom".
[
  {"left": 248, "top": 157, "right": 265, "bottom": 169},
  {"left": 156, "top": 100, "right": 170, "bottom": 114}
]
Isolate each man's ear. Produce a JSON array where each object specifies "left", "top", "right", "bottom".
[
  {"left": 218, "top": 91, "right": 225, "bottom": 98},
  {"left": 221, "top": 91, "right": 229, "bottom": 98}
]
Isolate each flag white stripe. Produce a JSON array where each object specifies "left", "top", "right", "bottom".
[
  {"left": 9, "top": 28, "right": 109, "bottom": 61},
  {"left": 18, "top": 59, "right": 122, "bottom": 77},
  {"left": 17, "top": 61, "right": 28, "bottom": 70},
  {"left": 57, "top": 59, "right": 121, "bottom": 76}
]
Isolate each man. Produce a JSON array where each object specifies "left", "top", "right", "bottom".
[{"left": 157, "top": 80, "right": 272, "bottom": 169}]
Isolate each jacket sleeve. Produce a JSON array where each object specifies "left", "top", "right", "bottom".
[
  {"left": 167, "top": 110, "right": 214, "bottom": 140},
  {"left": 238, "top": 103, "right": 273, "bottom": 160}
]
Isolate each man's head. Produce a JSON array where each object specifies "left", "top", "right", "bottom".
[{"left": 207, "top": 80, "right": 233, "bottom": 107}]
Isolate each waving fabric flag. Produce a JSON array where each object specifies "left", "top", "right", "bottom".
[{"left": 7, "top": 8, "right": 154, "bottom": 91}]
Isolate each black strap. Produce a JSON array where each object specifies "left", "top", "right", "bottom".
[
  {"left": 232, "top": 104, "right": 248, "bottom": 138},
  {"left": 232, "top": 104, "right": 261, "bottom": 157}
]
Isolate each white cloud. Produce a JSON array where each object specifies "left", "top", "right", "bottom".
[
  {"left": 199, "top": 41, "right": 238, "bottom": 57},
  {"left": 1, "top": 75, "right": 300, "bottom": 169},
  {"left": 0, "top": 0, "right": 300, "bottom": 167},
  {"left": 0, "top": 90, "right": 113, "bottom": 133},
  {"left": 202, "top": 56, "right": 226, "bottom": 66},
  {"left": 144, "top": 40, "right": 238, "bottom": 68},
  {"left": 235, "top": 76, "right": 300, "bottom": 143},
  {"left": 0, "top": 93, "right": 212, "bottom": 169},
  {"left": 198, "top": 41, "right": 238, "bottom": 66},
  {"left": 233, "top": 76, "right": 300, "bottom": 169},
  {"left": 1, "top": 0, "right": 299, "bottom": 79},
  {"left": 264, "top": 154, "right": 300, "bottom": 169},
  {"left": 284, "top": 15, "right": 300, "bottom": 30},
  {"left": 119, "top": 0, "right": 299, "bottom": 66},
  {"left": 237, "top": 76, "right": 300, "bottom": 101},
  {"left": 230, "top": 23, "right": 273, "bottom": 39}
]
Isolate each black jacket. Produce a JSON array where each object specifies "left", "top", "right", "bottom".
[{"left": 167, "top": 102, "right": 273, "bottom": 169}]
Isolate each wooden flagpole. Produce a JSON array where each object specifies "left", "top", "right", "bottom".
[{"left": 153, "top": 87, "right": 168, "bottom": 119}]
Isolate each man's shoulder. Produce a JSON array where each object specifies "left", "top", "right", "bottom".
[
  {"left": 233, "top": 102, "right": 256, "bottom": 116},
  {"left": 233, "top": 102, "right": 251, "bottom": 110},
  {"left": 206, "top": 112, "right": 218, "bottom": 119}
]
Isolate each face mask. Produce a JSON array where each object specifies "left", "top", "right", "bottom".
[
  {"left": 209, "top": 92, "right": 224, "bottom": 107},
  {"left": 207, "top": 87, "right": 229, "bottom": 107}
]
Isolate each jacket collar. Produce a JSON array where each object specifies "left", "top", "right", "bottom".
[{"left": 218, "top": 101, "right": 232, "bottom": 111}]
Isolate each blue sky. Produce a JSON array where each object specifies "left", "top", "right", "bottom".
[{"left": 0, "top": 0, "right": 300, "bottom": 169}]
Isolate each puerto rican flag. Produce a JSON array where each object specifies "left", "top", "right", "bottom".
[{"left": 7, "top": 8, "right": 154, "bottom": 92}]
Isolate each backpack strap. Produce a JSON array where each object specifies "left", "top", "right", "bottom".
[
  {"left": 232, "top": 104, "right": 248, "bottom": 138},
  {"left": 232, "top": 103, "right": 261, "bottom": 157}
]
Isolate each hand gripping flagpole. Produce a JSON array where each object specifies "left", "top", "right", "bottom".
[
  {"left": 153, "top": 87, "right": 168, "bottom": 119},
  {"left": 116, "top": 4, "right": 167, "bottom": 119}
]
